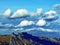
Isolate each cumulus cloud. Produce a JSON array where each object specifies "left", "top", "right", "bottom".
[
  {"left": 36, "top": 19, "right": 46, "bottom": 26},
  {"left": 16, "top": 20, "right": 35, "bottom": 27},
  {"left": 0, "top": 4, "right": 60, "bottom": 35},
  {"left": 11, "top": 9, "right": 28, "bottom": 18},
  {"left": 3, "top": 9, "right": 11, "bottom": 17},
  {"left": 53, "top": 4, "right": 60, "bottom": 14},
  {"left": 44, "top": 10, "right": 57, "bottom": 20},
  {"left": 45, "top": 10, "right": 56, "bottom": 15},
  {"left": 10, "top": 8, "right": 43, "bottom": 18}
]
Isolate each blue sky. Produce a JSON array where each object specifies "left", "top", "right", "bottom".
[
  {"left": 0, "top": 0, "right": 60, "bottom": 38},
  {"left": 0, "top": 0, "right": 60, "bottom": 12}
]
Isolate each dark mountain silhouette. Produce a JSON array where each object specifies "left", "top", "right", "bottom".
[
  {"left": 0, "top": 32, "right": 60, "bottom": 45},
  {"left": 10, "top": 32, "right": 60, "bottom": 45}
]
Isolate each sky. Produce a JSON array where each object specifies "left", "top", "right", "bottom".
[
  {"left": 0, "top": 0, "right": 60, "bottom": 38},
  {"left": 0, "top": 0, "right": 60, "bottom": 12}
]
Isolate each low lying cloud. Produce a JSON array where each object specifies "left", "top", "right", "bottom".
[
  {"left": 21, "top": 27, "right": 59, "bottom": 32},
  {"left": 16, "top": 20, "right": 35, "bottom": 27}
]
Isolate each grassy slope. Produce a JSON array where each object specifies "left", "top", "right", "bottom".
[{"left": 0, "top": 35, "right": 11, "bottom": 45}]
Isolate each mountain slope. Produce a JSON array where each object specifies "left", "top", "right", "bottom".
[{"left": 10, "top": 32, "right": 60, "bottom": 45}]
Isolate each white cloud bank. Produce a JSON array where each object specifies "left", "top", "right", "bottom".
[
  {"left": 16, "top": 20, "right": 35, "bottom": 27},
  {"left": 11, "top": 9, "right": 28, "bottom": 18},
  {"left": 0, "top": 7, "right": 58, "bottom": 19},
  {"left": 10, "top": 8, "right": 43, "bottom": 18}
]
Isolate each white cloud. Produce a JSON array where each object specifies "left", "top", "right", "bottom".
[
  {"left": 45, "top": 10, "right": 56, "bottom": 15},
  {"left": 3, "top": 9, "right": 11, "bottom": 17},
  {"left": 36, "top": 19, "right": 46, "bottom": 26},
  {"left": 44, "top": 10, "right": 57, "bottom": 19},
  {"left": 36, "top": 8, "right": 43, "bottom": 15},
  {"left": 21, "top": 27, "right": 59, "bottom": 32},
  {"left": 53, "top": 4, "right": 60, "bottom": 14},
  {"left": 10, "top": 8, "right": 43, "bottom": 18},
  {"left": 17, "top": 20, "right": 35, "bottom": 27},
  {"left": 11, "top": 9, "right": 28, "bottom": 18},
  {"left": 39, "top": 28, "right": 58, "bottom": 32}
]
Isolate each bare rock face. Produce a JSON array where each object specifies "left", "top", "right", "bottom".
[{"left": 10, "top": 32, "right": 60, "bottom": 45}]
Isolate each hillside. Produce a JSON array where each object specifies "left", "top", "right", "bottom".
[{"left": 0, "top": 32, "right": 60, "bottom": 45}]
